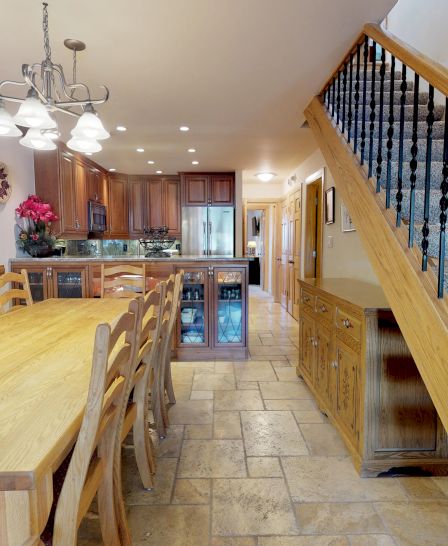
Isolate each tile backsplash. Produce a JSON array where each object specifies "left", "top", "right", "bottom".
[{"left": 64, "top": 239, "right": 181, "bottom": 257}]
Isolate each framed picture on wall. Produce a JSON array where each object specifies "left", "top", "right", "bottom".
[
  {"left": 341, "top": 203, "right": 356, "bottom": 232},
  {"left": 324, "top": 187, "right": 335, "bottom": 224}
]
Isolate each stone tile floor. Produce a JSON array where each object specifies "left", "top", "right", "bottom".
[{"left": 79, "top": 286, "right": 448, "bottom": 546}]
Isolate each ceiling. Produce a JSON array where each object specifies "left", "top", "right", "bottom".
[{"left": 1, "top": 0, "right": 396, "bottom": 184}]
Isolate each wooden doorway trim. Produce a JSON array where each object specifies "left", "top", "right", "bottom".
[{"left": 303, "top": 169, "right": 324, "bottom": 279}]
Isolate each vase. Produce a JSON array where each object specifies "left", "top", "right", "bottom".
[{"left": 25, "top": 242, "right": 54, "bottom": 258}]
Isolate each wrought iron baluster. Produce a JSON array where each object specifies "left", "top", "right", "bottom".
[
  {"left": 360, "top": 35, "right": 369, "bottom": 165},
  {"left": 438, "top": 97, "right": 448, "bottom": 298},
  {"left": 327, "top": 84, "right": 331, "bottom": 110},
  {"left": 332, "top": 76, "right": 336, "bottom": 118},
  {"left": 368, "top": 41, "right": 377, "bottom": 177},
  {"left": 422, "top": 84, "right": 434, "bottom": 271},
  {"left": 408, "top": 73, "right": 420, "bottom": 247},
  {"left": 336, "top": 70, "right": 341, "bottom": 126},
  {"left": 347, "top": 53, "right": 354, "bottom": 143},
  {"left": 386, "top": 55, "right": 396, "bottom": 208},
  {"left": 342, "top": 63, "right": 347, "bottom": 133},
  {"left": 353, "top": 43, "right": 361, "bottom": 153},
  {"left": 396, "top": 64, "right": 407, "bottom": 227},
  {"left": 375, "top": 47, "right": 386, "bottom": 192}
]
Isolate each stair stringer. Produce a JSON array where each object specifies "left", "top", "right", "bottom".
[{"left": 305, "top": 96, "right": 448, "bottom": 432}]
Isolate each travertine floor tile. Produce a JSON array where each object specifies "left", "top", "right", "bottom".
[
  {"left": 257, "top": 535, "right": 348, "bottom": 545},
  {"left": 212, "top": 478, "right": 298, "bottom": 536},
  {"left": 282, "top": 457, "right": 407, "bottom": 502},
  {"left": 214, "top": 411, "right": 242, "bottom": 439},
  {"left": 172, "top": 478, "right": 210, "bottom": 504},
  {"left": 299, "top": 423, "right": 349, "bottom": 456},
  {"left": 275, "top": 367, "right": 300, "bottom": 381},
  {"left": 193, "top": 372, "right": 236, "bottom": 391},
  {"left": 260, "top": 381, "right": 313, "bottom": 400},
  {"left": 123, "top": 452, "right": 177, "bottom": 505},
  {"left": 265, "top": 399, "right": 317, "bottom": 411},
  {"left": 214, "top": 390, "right": 264, "bottom": 411},
  {"left": 348, "top": 535, "right": 396, "bottom": 546},
  {"left": 431, "top": 476, "right": 448, "bottom": 496},
  {"left": 150, "top": 425, "right": 184, "bottom": 458},
  {"left": 211, "top": 538, "right": 256, "bottom": 546},
  {"left": 234, "top": 361, "right": 277, "bottom": 382},
  {"left": 295, "top": 501, "right": 385, "bottom": 534},
  {"left": 247, "top": 457, "right": 283, "bottom": 477},
  {"left": 168, "top": 400, "right": 213, "bottom": 424},
  {"left": 250, "top": 346, "right": 298, "bottom": 357},
  {"left": 171, "top": 368, "right": 194, "bottom": 385},
  {"left": 215, "top": 361, "right": 235, "bottom": 373},
  {"left": 260, "top": 336, "right": 295, "bottom": 346},
  {"left": 242, "top": 411, "right": 308, "bottom": 456},
  {"left": 184, "top": 424, "right": 213, "bottom": 439},
  {"left": 398, "top": 477, "right": 447, "bottom": 499},
  {"left": 374, "top": 500, "right": 448, "bottom": 545},
  {"left": 190, "top": 390, "right": 214, "bottom": 400},
  {"left": 178, "top": 439, "right": 247, "bottom": 478},
  {"left": 170, "top": 383, "right": 191, "bottom": 401},
  {"left": 293, "top": 410, "right": 326, "bottom": 423},
  {"left": 128, "top": 505, "right": 209, "bottom": 545},
  {"left": 237, "top": 381, "right": 259, "bottom": 390}
]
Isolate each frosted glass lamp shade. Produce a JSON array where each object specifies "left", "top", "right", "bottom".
[
  {"left": 71, "top": 112, "right": 110, "bottom": 140},
  {"left": 67, "top": 136, "right": 102, "bottom": 153},
  {"left": 0, "top": 104, "right": 22, "bottom": 137},
  {"left": 20, "top": 128, "right": 57, "bottom": 150},
  {"left": 14, "top": 97, "right": 57, "bottom": 129}
]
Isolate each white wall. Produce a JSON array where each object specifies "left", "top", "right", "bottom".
[
  {"left": 243, "top": 182, "right": 284, "bottom": 200},
  {"left": 0, "top": 141, "right": 35, "bottom": 271},
  {"left": 284, "top": 149, "right": 379, "bottom": 285},
  {"left": 385, "top": 0, "right": 448, "bottom": 67},
  {"left": 235, "top": 170, "right": 243, "bottom": 257}
]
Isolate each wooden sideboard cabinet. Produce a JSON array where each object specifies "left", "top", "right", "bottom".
[
  {"left": 181, "top": 172, "right": 235, "bottom": 206},
  {"left": 298, "top": 278, "right": 448, "bottom": 477}
]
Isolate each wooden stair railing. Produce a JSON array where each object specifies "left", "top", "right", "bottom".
[{"left": 305, "top": 23, "right": 448, "bottom": 431}]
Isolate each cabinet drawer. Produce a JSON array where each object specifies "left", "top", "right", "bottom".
[
  {"left": 316, "top": 295, "right": 334, "bottom": 323},
  {"left": 336, "top": 307, "right": 362, "bottom": 343},
  {"left": 301, "top": 288, "right": 315, "bottom": 312}
]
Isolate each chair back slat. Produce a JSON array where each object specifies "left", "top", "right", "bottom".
[
  {"left": 0, "top": 268, "right": 33, "bottom": 313},
  {"left": 101, "top": 264, "right": 146, "bottom": 298}
]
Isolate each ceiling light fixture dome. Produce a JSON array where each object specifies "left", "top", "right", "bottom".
[
  {"left": 0, "top": 100, "right": 22, "bottom": 136},
  {"left": 14, "top": 90, "right": 57, "bottom": 129},
  {"left": 256, "top": 172, "right": 276, "bottom": 182},
  {"left": 20, "top": 128, "right": 57, "bottom": 150},
  {"left": 67, "top": 136, "right": 102, "bottom": 153},
  {"left": 71, "top": 107, "right": 110, "bottom": 140}
]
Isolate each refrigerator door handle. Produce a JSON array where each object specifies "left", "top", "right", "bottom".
[
  {"left": 203, "top": 221, "right": 207, "bottom": 255},
  {"left": 208, "top": 221, "right": 212, "bottom": 256}
]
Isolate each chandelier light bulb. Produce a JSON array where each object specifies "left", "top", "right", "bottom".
[
  {"left": 0, "top": 101, "right": 22, "bottom": 137},
  {"left": 14, "top": 94, "right": 57, "bottom": 129},
  {"left": 67, "top": 136, "right": 102, "bottom": 153},
  {"left": 20, "top": 128, "right": 57, "bottom": 151},
  {"left": 71, "top": 111, "right": 110, "bottom": 140}
]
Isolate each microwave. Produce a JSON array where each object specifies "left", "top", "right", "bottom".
[{"left": 88, "top": 201, "right": 107, "bottom": 233}]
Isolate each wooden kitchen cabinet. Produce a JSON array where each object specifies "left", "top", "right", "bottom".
[
  {"left": 297, "top": 279, "right": 448, "bottom": 476},
  {"left": 181, "top": 173, "right": 235, "bottom": 206},
  {"left": 109, "top": 173, "right": 129, "bottom": 238}
]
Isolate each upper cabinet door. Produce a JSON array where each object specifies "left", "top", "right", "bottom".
[
  {"left": 59, "top": 153, "right": 77, "bottom": 234},
  {"left": 128, "top": 177, "right": 146, "bottom": 237},
  {"left": 147, "top": 178, "right": 164, "bottom": 229},
  {"left": 182, "top": 175, "right": 209, "bottom": 206},
  {"left": 164, "top": 178, "right": 181, "bottom": 236},
  {"left": 109, "top": 174, "right": 129, "bottom": 237},
  {"left": 210, "top": 174, "right": 234, "bottom": 206},
  {"left": 74, "top": 161, "right": 88, "bottom": 233}
]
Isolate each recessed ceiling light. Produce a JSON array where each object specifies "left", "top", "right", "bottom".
[
  {"left": 188, "top": 148, "right": 196, "bottom": 153},
  {"left": 147, "top": 160, "right": 155, "bottom": 164},
  {"left": 116, "top": 126, "right": 127, "bottom": 132},
  {"left": 109, "top": 168, "right": 116, "bottom": 172},
  {"left": 256, "top": 172, "right": 276, "bottom": 182},
  {"left": 192, "top": 160, "right": 199, "bottom": 165},
  {"left": 136, "top": 148, "right": 144, "bottom": 152},
  {"left": 179, "top": 126, "right": 190, "bottom": 132},
  {"left": 156, "top": 170, "right": 163, "bottom": 174}
]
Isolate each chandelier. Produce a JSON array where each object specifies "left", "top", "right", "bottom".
[{"left": 0, "top": 2, "right": 110, "bottom": 153}]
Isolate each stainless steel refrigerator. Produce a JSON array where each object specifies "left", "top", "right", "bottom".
[{"left": 182, "top": 207, "right": 234, "bottom": 256}]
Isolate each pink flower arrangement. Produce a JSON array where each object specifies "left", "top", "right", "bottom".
[{"left": 15, "top": 194, "right": 58, "bottom": 224}]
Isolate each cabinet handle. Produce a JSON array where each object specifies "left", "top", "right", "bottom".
[
  {"left": 342, "top": 318, "right": 353, "bottom": 329},
  {"left": 303, "top": 295, "right": 311, "bottom": 303},
  {"left": 47, "top": 267, "right": 52, "bottom": 279},
  {"left": 75, "top": 219, "right": 80, "bottom": 230},
  {"left": 319, "top": 304, "right": 328, "bottom": 313},
  {"left": 313, "top": 339, "right": 318, "bottom": 347},
  {"left": 331, "top": 361, "right": 338, "bottom": 369}
]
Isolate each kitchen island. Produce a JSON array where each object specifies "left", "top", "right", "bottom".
[{"left": 10, "top": 256, "right": 249, "bottom": 360}]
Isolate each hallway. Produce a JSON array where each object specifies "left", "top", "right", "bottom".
[{"left": 80, "top": 287, "right": 448, "bottom": 546}]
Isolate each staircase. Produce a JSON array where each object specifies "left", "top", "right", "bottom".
[{"left": 305, "top": 23, "right": 448, "bottom": 431}]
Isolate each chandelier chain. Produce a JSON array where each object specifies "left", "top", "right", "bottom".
[{"left": 42, "top": 2, "right": 52, "bottom": 62}]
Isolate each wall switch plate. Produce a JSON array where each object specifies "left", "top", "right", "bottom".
[{"left": 327, "top": 236, "right": 334, "bottom": 248}]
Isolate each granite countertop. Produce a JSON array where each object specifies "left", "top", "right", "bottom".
[{"left": 10, "top": 255, "right": 250, "bottom": 263}]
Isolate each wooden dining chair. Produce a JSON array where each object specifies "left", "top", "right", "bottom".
[
  {"left": 0, "top": 268, "right": 33, "bottom": 313},
  {"left": 101, "top": 263, "right": 146, "bottom": 298},
  {"left": 120, "top": 282, "right": 166, "bottom": 490},
  {"left": 41, "top": 298, "right": 141, "bottom": 546}
]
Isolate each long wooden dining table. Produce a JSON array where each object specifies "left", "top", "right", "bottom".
[{"left": 0, "top": 298, "right": 130, "bottom": 546}]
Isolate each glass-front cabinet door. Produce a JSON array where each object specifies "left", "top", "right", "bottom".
[
  {"left": 178, "top": 268, "right": 209, "bottom": 347},
  {"left": 213, "top": 267, "right": 246, "bottom": 347},
  {"left": 50, "top": 266, "right": 88, "bottom": 298},
  {"left": 26, "top": 267, "right": 49, "bottom": 302}
]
